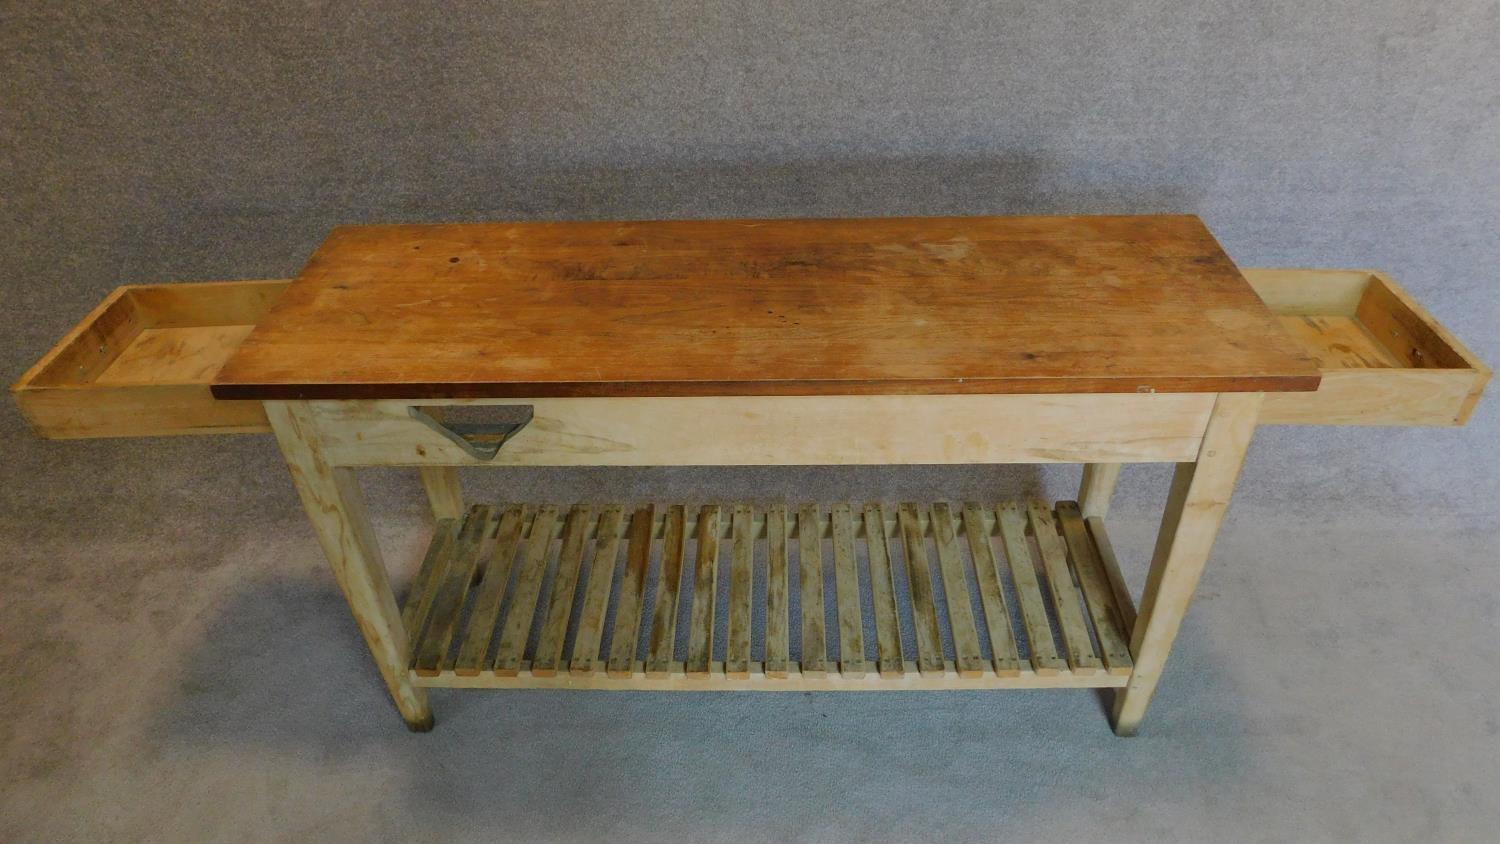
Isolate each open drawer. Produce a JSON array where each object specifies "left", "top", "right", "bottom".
[
  {"left": 11, "top": 269, "right": 1487, "bottom": 438},
  {"left": 11, "top": 280, "right": 290, "bottom": 438},
  {"left": 1244, "top": 269, "right": 1489, "bottom": 426}
]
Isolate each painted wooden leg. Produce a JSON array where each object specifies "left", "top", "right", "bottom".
[
  {"left": 266, "top": 401, "right": 434, "bottom": 731},
  {"left": 1110, "top": 393, "right": 1262, "bottom": 736},
  {"left": 418, "top": 467, "right": 465, "bottom": 521},
  {"left": 1078, "top": 463, "right": 1123, "bottom": 519}
]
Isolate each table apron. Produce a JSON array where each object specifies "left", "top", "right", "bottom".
[{"left": 277, "top": 393, "right": 1217, "bottom": 468}]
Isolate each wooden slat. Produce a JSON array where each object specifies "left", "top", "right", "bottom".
[
  {"left": 931, "top": 503, "right": 985, "bottom": 678},
  {"left": 493, "top": 505, "right": 560, "bottom": 676},
  {"left": 645, "top": 505, "right": 688, "bottom": 677},
  {"left": 401, "top": 517, "right": 459, "bottom": 637},
  {"left": 798, "top": 504, "right": 829, "bottom": 677},
  {"left": 452, "top": 506, "right": 527, "bottom": 675},
  {"left": 402, "top": 496, "right": 1149, "bottom": 692},
  {"left": 413, "top": 506, "right": 496, "bottom": 675},
  {"left": 409, "top": 496, "right": 1138, "bottom": 687},
  {"left": 996, "top": 503, "right": 1066, "bottom": 675},
  {"left": 1027, "top": 503, "right": 1102, "bottom": 675},
  {"left": 898, "top": 503, "right": 945, "bottom": 677},
  {"left": 862, "top": 504, "right": 904, "bottom": 678},
  {"left": 1086, "top": 515, "right": 1138, "bottom": 632},
  {"left": 606, "top": 505, "right": 655, "bottom": 678},
  {"left": 765, "top": 505, "right": 791, "bottom": 679},
  {"left": 725, "top": 504, "right": 755, "bottom": 679},
  {"left": 530, "top": 505, "right": 593, "bottom": 677},
  {"left": 1078, "top": 463, "right": 1122, "bottom": 520},
  {"left": 961, "top": 503, "right": 1022, "bottom": 677},
  {"left": 830, "top": 504, "right": 868, "bottom": 677},
  {"left": 416, "top": 662, "right": 1129, "bottom": 691},
  {"left": 1055, "top": 502, "right": 1134, "bottom": 676},
  {"left": 569, "top": 505, "right": 626, "bottom": 675},
  {"left": 685, "top": 505, "right": 722, "bottom": 677}
]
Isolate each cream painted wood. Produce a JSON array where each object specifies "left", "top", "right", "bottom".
[
  {"left": 264, "top": 400, "right": 433, "bottom": 731},
  {"left": 1078, "top": 463, "right": 1122, "bottom": 519},
  {"left": 265, "top": 388, "right": 1261, "bottom": 734},
  {"left": 302, "top": 394, "right": 1215, "bottom": 467},
  {"left": 1239, "top": 268, "right": 1372, "bottom": 314},
  {"left": 1109, "top": 392, "right": 1263, "bottom": 736},
  {"left": 417, "top": 467, "right": 464, "bottom": 520},
  {"left": 1259, "top": 368, "right": 1483, "bottom": 426},
  {"left": 1242, "top": 268, "right": 1489, "bottom": 426},
  {"left": 412, "top": 662, "right": 1128, "bottom": 691},
  {"left": 270, "top": 389, "right": 1259, "bottom": 733},
  {"left": 12, "top": 279, "right": 289, "bottom": 440}
]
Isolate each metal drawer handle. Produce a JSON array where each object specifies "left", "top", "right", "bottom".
[{"left": 408, "top": 405, "right": 533, "bottom": 461}]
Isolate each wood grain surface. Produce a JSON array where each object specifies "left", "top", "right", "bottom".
[{"left": 212, "top": 215, "right": 1320, "bottom": 399}]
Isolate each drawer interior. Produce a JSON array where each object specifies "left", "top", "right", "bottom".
[
  {"left": 92, "top": 323, "right": 258, "bottom": 385},
  {"left": 12, "top": 280, "right": 289, "bottom": 438},
  {"left": 1243, "top": 269, "right": 1488, "bottom": 425}
]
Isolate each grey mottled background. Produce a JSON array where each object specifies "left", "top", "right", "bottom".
[{"left": 2, "top": 2, "right": 1497, "bottom": 841}]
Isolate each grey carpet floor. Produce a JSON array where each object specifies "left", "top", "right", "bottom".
[{"left": 3, "top": 432, "right": 1497, "bottom": 842}]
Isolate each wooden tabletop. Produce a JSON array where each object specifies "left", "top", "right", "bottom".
[{"left": 212, "top": 215, "right": 1321, "bottom": 400}]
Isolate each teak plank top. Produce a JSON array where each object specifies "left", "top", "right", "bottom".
[{"left": 212, "top": 215, "right": 1320, "bottom": 399}]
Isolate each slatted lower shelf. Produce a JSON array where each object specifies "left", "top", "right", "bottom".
[{"left": 403, "top": 500, "right": 1136, "bottom": 690}]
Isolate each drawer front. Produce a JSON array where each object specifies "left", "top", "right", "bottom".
[
  {"left": 1260, "top": 369, "right": 1483, "bottom": 427},
  {"left": 1244, "top": 269, "right": 1488, "bottom": 426},
  {"left": 15, "top": 384, "right": 270, "bottom": 439},
  {"left": 11, "top": 280, "right": 289, "bottom": 439},
  {"left": 292, "top": 394, "right": 1217, "bottom": 467}
]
